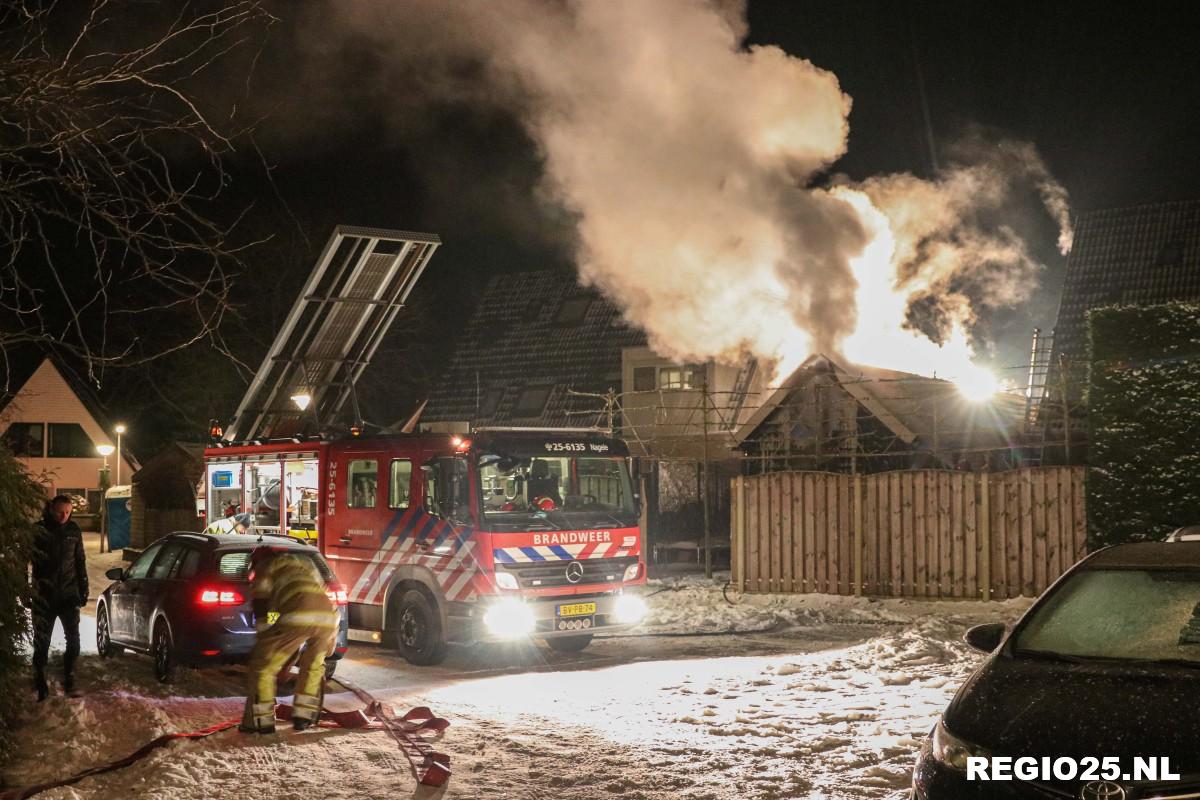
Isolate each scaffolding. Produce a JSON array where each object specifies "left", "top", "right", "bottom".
[{"left": 562, "top": 344, "right": 1087, "bottom": 574}]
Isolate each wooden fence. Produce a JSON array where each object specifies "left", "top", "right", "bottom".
[{"left": 730, "top": 467, "right": 1086, "bottom": 599}]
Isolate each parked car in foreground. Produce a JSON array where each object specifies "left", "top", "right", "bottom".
[
  {"left": 97, "top": 532, "right": 349, "bottom": 682},
  {"left": 913, "top": 542, "right": 1200, "bottom": 799}
]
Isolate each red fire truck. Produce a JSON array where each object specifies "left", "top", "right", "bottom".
[{"left": 202, "top": 427, "right": 647, "bottom": 664}]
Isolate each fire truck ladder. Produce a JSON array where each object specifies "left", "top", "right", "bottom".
[{"left": 223, "top": 226, "right": 441, "bottom": 442}]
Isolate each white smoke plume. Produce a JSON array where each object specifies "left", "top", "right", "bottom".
[{"left": 321, "top": 0, "right": 1072, "bottom": 385}]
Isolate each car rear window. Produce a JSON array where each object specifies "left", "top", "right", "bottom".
[{"left": 215, "top": 549, "right": 334, "bottom": 582}]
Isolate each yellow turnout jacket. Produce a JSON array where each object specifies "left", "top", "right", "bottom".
[{"left": 253, "top": 553, "right": 337, "bottom": 630}]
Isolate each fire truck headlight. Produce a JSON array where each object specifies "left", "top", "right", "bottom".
[
  {"left": 613, "top": 594, "right": 647, "bottom": 625},
  {"left": 494, "top": 571, "right": 519, "bottom": 591},
  {"left": 622, "top": 562, "right": 642, "bottom": 582},
  {"left": 483, "top": 598, "right": 535, "bottom": 638}
]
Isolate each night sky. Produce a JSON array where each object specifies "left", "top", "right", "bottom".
[
  {"left": 743, "top": 1, "right": 1200, "bottom": 365},
  {"left": 240, "top": 0, "right": 1200, "bottom": 368},
  {"left": 12, "top": 1, "right": 1200, "bottom": 452}
]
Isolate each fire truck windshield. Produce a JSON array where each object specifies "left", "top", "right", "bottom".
[{"left": 477, "top": 452, "right": 637, "bottom": 531}]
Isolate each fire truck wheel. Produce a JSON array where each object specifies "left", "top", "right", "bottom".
[
  {"left": 390, "top": 589, "right": 447, "bottom": 666},
  {"left": 545, "top": 633, "right": 593, "bottom": 653}
]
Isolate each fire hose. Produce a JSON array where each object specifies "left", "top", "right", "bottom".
[
  {"left": 330, "top": 675, "right": 451, "bottom": 788},
  {"left": 0, "top": 681, "right": 450, "bottom": 800}
]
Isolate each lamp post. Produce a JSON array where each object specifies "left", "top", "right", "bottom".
[
  {"left": 114, "top": 423, "right": 126, "bottom": 485},
  {"left": 97, "top": 444, "right": 114, "bottom": 553}
]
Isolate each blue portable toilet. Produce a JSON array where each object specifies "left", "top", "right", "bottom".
[{"left": 105, "top": 485, "right": 132, "bottom": 550}]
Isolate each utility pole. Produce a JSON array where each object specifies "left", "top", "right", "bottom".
[
  {"left": 1058, "top": 354, "right": 1072, "bottom": 465},
  {"left": 701, "top": 365, "right": 712, "bottom": 579},
  {"left": 1023, "top": 328, "right": 1041, "bottom": 430},
  {"left": 932, "top": 382, "right": 940, "bottom": 466},
  {"left": 814, "top": 381, "right": 823, "bottom": 471}
]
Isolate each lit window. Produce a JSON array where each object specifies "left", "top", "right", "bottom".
[{"left": 659, "top": 365, "right": 704, "bottom": 390}]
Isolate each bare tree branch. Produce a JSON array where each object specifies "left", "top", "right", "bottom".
[{"left": 0, "top": 0, "right": 277, "bottom": 382}]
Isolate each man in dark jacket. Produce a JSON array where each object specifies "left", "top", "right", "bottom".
[{"left": 30, "top": 494, "right": 88, "bottom": 700}]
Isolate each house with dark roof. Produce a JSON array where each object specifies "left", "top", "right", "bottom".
[
  {"left": 1053, "top": 199, "right": 1200, "bottom": 365},
  {"left": 418, "top": 270, "right": 766, "bottom": 455},
  {"left": 419, "top": 270, "right": 649, "bottom": 432},
  {"left": 1035, "top": 198, "right": 1200, "bottom": 459},
  {"left": 0, "top": 355, "right": 138, "bottom": 511}
]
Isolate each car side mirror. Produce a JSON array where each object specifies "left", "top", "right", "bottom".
[
  {"left": 964, "top": 622, "right": 1006, "bottom": 653},
  {"left": 105, "top": 567, "right": 125, "bottom": 581}
]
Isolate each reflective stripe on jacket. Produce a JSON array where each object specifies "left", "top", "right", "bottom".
[{"left": 204, "top": 517, "right": 242, "bottom": 535}]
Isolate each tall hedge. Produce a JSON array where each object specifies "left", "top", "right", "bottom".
[
  {"left": 1087, "top": 302, "right": 1200, "bottom": 546},
  {"left": 0, "top": 445, "right": 42, "bottom": 764}
]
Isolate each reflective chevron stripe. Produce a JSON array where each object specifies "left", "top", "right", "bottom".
[
  {"left": 493, "top": 540, "right": 641, "bottom": 563},
  {"left": 275, "top": 611, "right": 338, "bottom": 628},
  {"left": 293, "top": 693, "right": 321, "bottom": 722}
]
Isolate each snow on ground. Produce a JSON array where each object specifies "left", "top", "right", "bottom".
[
  {"left": 411, "top": 579, "right": 1032, "bottom": 799},
  {"left": 4, "top": 560, "right": 1034, "bottom": 800},
  {"left": 633, "top": 572, "right": 1024, "bottom": 633}
]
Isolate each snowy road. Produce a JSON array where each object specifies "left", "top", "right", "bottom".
[{"left": 2, "top": 541, "right": 1032, "bottom": 799}]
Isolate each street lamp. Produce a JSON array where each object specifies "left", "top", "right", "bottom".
[
  {"left": 96, "top": 444, "right": 115, "bottom": 554},
  {"left": 114, "top": 423, "right": 126, "bottom": 484}
]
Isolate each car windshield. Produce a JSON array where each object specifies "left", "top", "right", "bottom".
[
  {"left": 1013, "top": 568, "right": 1200, "bottom": 664},
  {"left": 477, "top": 452, "right": 637, "bottom": 531}
]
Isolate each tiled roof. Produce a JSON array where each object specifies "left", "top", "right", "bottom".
[
  {"left": 422, "top": 270, "right": 646, "bottom": 427},
  {"left": 1053, "top": 199, "right": 1200, "bottom": 362}
]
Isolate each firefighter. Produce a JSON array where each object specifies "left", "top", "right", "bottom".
[
  {"left": 205, "top": 511, "right": 252, "bottom": 536},
  {"left": 240, "top": 546, "right": 337, "bottom": 734}
]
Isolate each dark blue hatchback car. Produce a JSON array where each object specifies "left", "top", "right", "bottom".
[{"left": 97, "top": 532, "right": 349, "bottom": 682}]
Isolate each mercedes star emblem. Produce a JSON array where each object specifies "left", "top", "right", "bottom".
[
  {"left": 1080, "top": 781, "right": 1125, "bottom": 800},
  {"left": 565, "top": 561, "right": 584, "bottom": 584}
]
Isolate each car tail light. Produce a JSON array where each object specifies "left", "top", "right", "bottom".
[
  {"left": 326, "top": 584, "right": 348, "bottom": 606},
  {"left": 198, "top": 588, "right": 244, "bottom": 606}
]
